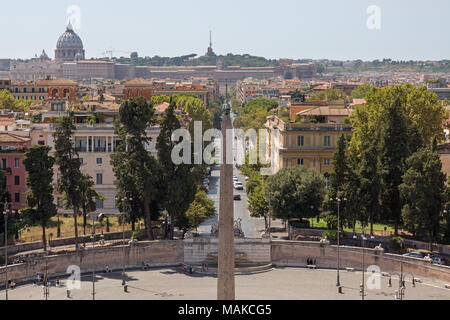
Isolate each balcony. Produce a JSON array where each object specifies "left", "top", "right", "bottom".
[{"left": 94, "top": 147, "right": 107, "bottom": 153}]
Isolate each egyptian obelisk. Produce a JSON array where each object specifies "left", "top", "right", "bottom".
[{"left": 217, "top": 99, "right": 235, "bottom": 300}]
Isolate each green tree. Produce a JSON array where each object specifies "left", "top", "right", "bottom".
[
  {"left": 248, "top": 183, "right": 270, "bottom": 230},
  {"left": 22, "top": 145, "right": 57, "bottom": 251},
  {"left": 53, "top": 115, "right": 83, "bottom": 250},
  {"left": 79, "top": 173, "right": 105, "bottom": 235},
  {"left": 351, "top": 84, "right": 373, "bottom": 99},
  {"left": 240, "top": 108, "right": 270, "bottom": 130},
  {"left": 357, "top": 138, "right": 381, "bottom": 235},
  {"left": 0, "top": 90, "right": 17, "bottom": 111},
  {"left": 112, "top": 97, "right": 161, "bottom": 240},
  {"left": 265, "top": 166, "right": 326, "bottom": 222},
  {"left": 184, "top": 189, "right": 216, "bottom": 235},
  {"left": 243, "top": 97, "right": 278, "bottom": 114},
  {"left": 378, "top": 98, "right": 419, "bottom": 234},
  {"left": 156, "top": 99, "right": 196, "bottom": 239},
  {"left": 323, "top": 135, "right": 351, "bottom": 230},
  {"left": 399, "top": 144, "right": 447, "bottom": 250}
]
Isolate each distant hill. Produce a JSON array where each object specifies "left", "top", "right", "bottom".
[
  {"left": 112, "top": 53, "right": 279, "bottom": 68},
  {"left": 315, "top": 59, "right": 450, "bottom": 74}
]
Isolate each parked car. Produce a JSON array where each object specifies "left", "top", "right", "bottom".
[
  {"left": 234, "top": 183, "right": 244, "bottom": 190},
  {"left": 245, "top": 176, "right": 249, "bottom": 182},
  {"left": 234, "top": 194, "right": 241, "bottom": 201},
  {"left": 233, "top": 176, "right": 238, "bottom": 182},
  {"left": 403, "top": 252, "right": 424, "bottom": 259},
  {"left": 432, "top": 256, "right": 443, "bottom": 265}
]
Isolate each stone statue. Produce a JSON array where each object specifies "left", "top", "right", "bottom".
[
  {"left": 211, "top": 221, "right": 219, "bottom": 237},
  {"left": 234, "top": 218, "right": 245, "bottom": 238}
]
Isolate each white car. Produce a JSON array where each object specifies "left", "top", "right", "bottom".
[{"left": 234, "top": 182, "right": 244, "bottom": 190}]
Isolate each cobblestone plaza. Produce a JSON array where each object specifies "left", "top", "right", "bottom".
[{"left": 3, "top": 267, "right": 450, "bottom": 300}]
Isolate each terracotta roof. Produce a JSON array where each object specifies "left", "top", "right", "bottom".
[
  {"left": 0, "top": 132, "right": 31, "bottom": 143},
  {"left": 349, "top": 99, "right": 366, "bottom": 107},
  {"left": 297, "top": 106, "right": 352, "bottom": 117},
  {"left": 0, "top": 118, "right": 14, "bottom": 126},
  {"left": 154, "top": 102, "right": 170, "bottom": 114}
]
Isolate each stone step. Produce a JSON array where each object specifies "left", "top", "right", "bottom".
[{"left": 193, "top": 264, "right": 274, "bottom": 275}]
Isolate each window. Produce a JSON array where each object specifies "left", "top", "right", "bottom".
[
  {"left": 79, "top": 158, "right": 84, "bottom": 165},
  {"left": 1, "top": 159, "right": 6, "bottom": 169},
  {"left": 38, "top": 140, "right": 45, "bottom": 146},
  {"left": 14, "top": 176, "right": 20, "bottom": 185},
  {"left": 14, "top": 158, "right": 20, "bottom": 168},
  {"left": 14, "top": 193, "right": 20, "bottom": 203},
  {"left": 96, "top": 198, "right": 104, "bottom": 209},
  {"left": 324, "top": 136, "right": 331, "bottom": 147},
  {"left": 96, "top": 173, "right": 103, "bottom": 185},
  {"left": 297, "top": 136, "right": 304, "bottom": 146},
  {"left": 96, "top": 158, "right": 103, "bottom": 165},
  {"left": 298, "top": 158, "right": 304, "bottom": 166},
  {"left": 324, "top": 158, "right": 331, "bottom": 166}
]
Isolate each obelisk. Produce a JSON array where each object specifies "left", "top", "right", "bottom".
[{"left": 217, "top": 111, "right": 235, "bottom": 300}]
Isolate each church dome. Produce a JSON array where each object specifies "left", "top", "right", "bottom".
[
  {"left": 57, "top": 22, "right": 83, "bottom": 49},
  {"left": 55, "top": 22, "right": 85, "bottom": 61}
]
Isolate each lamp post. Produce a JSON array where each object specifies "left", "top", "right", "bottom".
[
  {"left": 399, "top": 256, "right": 405, "bottom": 300},
  {"left": 121, "top": 195, "right": 132, "bottom": 287},
  {"left": 89, "top": 212, "right": 97, "bottom": 300},
  {"left": 91, "top": 234, "right": 95, "bottom": 300},
  {"left": 334, "top": 191, "right": 346, "bottom": 288},
  {"left": 44, "top": 256, "right": 49, "bottom": 300},
  {"left": 361, "top": 234, "right": 367, "bottom": 300},
  {"left": 3, "top": 201, "right": 9, "bottom": 301}
]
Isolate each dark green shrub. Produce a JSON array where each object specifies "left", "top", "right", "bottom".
[
  {"left": 131, "top": 231, "right": 141, "bottom": 241},
  {"left": 389, "top": 236, "right": 405, "bottom": 251},
  {"left": 322, "top": 230, "right": 337, "bottom": 242}
]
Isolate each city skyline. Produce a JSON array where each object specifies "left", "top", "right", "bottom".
[{"left": 0, "top": 0, "right": 449, "bottom": 61}]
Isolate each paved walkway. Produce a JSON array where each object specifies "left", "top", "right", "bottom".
[{"left": 3, "top": 267, "right": 450, "bottom": 300}]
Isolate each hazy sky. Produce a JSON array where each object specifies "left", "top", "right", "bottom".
[{"left": 0, "top": 0, "right": 449, "bottom": 61}]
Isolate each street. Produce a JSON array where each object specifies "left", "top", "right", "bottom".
[{"left": 197, "top": 112, "right": 281, "bottom": 238}]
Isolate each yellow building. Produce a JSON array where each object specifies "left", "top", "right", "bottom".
[{"left": 265, "top": 115, "right": 352, "bottom": 179}]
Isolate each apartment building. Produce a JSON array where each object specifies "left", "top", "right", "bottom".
[
  {"left": 0, "top": 132, "right": 31, "bottom": 212},
  {"left": 265, "top": 115, "right": 352, "bottom": 180},
  {"left": 30, "top": 102, "right": 161, "bottom": 215}
]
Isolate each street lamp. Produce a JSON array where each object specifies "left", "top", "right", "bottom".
[
  {"left": 121, "top": 195, "right": 132, "bottom": 288},
  {"left": 361, "top": 234, "right": 367, "bottom": 300},
  {"left": 90, "top": 212, "right": 97, "bottom": 301},
  {"left": 334, "top": 191, "right": 347, "bottom": 288},
  {"left": 2, "top": 200, "right": 10, "bottom": 301}
]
